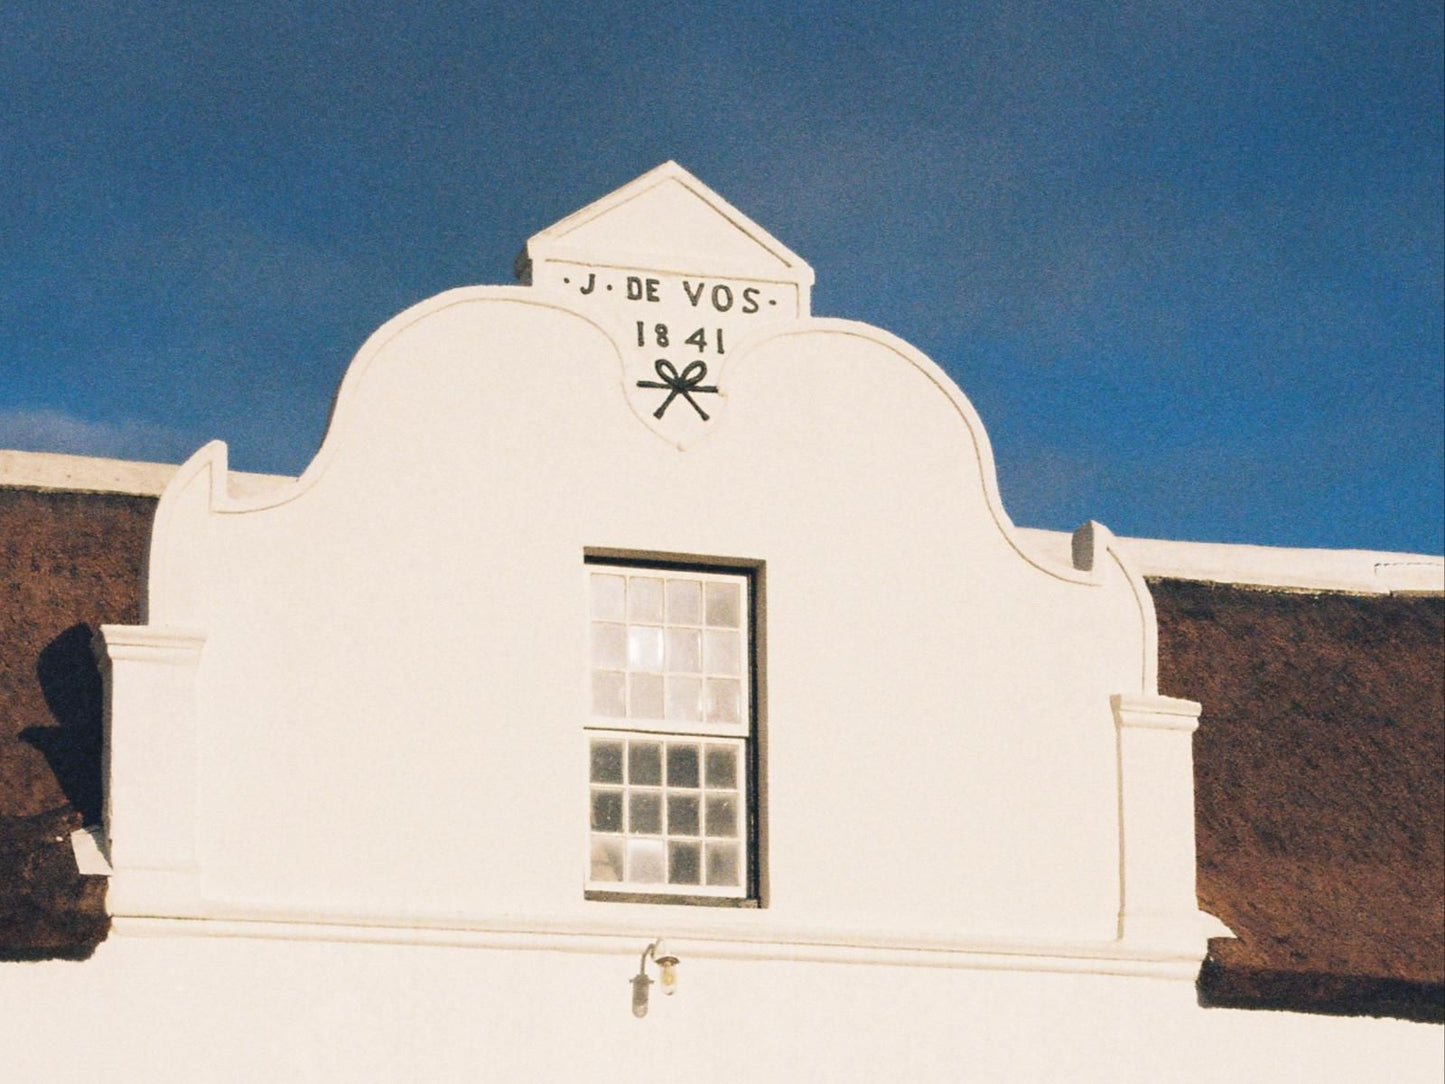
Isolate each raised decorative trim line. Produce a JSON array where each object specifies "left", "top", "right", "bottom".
[{"left": 110, "top": 912, "right": 1203, "bottom": 981}]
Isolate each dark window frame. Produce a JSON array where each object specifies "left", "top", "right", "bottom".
[{"left": 583, "top": 551, "right": 765, "bottom": 908}]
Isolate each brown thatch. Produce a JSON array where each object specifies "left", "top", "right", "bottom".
[
  {"left": 0, "top": 487, "right": 156, "bottom": 959},
  {"left": 1153, "top": 578, "right": 1445, "bottom": 1022}
]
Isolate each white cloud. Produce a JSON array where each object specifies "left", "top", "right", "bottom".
[{"left": 0, "top": 407, "right": 200, "bottom": 463}]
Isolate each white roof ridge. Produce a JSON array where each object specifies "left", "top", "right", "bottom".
[
  {"left": 1013, "top": 527, "right": 1443, "bottom": 595},
  {"left": 0, "top": 448, "right": 292, "bottom": 499}
]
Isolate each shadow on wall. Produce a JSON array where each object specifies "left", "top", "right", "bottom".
[{"left": 21, "top": 623, "right": 104, "bottom": 827}]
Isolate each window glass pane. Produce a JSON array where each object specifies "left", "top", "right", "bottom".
[
  {"left": 705, "top": 678, "right": 741, "bottom": 724},
  {"left": 591, "top": 623, "right": 626, "bottom": 669},
  {"left": 590, "top": 789, "right": 623, "bottom": 832},
  {"left": 628, "top": 741, "right": 662, "bottom": 785},
  {"left": 665, "top": 744, "right": 700, "bottom": 788},
  {"left": 665, "top": 628, "right": 701, "bottom": 672},
  {"left": 667, "top": 794, "right": 700, "bottom": 836},
  {"left": 705, "top": 744, "right": 737, "bottom": 789},
  {"left": 705, "top": 842, "right": 740, "bottom": 886},
  {"left": 628, "top": 673, "right": 664, "bottom": 719},
  {"left": 627, "top": 626, "right": 664, "bottom": 671},
  {"left": 628, "top": 839, "right": 665, "bottom": 883},
  {"left": 590, "top": 574, "right": 625, "bottom": 621},
  {"left": 629, "top": 791, "right": 662, "bottom": 834},
  {"left": 592, "top": 671, "right": 626, "bottom": 717},
  {"left": 665, "top": 675, "right": 702, "bottom": 722},
  {"left": 704, "top": 581, "right": 741, "bottom": 628},
  {"left": 590, "top": 837, "right": 623, "bottom": 881},
  {"left": 703, "top": 630, "right": 741, "bottom": 677},
  {"left": 628, "top": 577, "right": 664, "bottom": 623},
  {"left": 705, "top": 793, "right": 738, "bottom": 837},
  {"left": 665, "top": 579, "right": 702, "bottom": 625},
  {"left": 668, "top": 841, "right": 701, "bottom": 885},
  {"left": 589, "top": 740, "right": 624, "bottom": 784}
]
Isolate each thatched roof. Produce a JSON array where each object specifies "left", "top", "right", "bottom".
[
  {"left": 0, "top": 487, "right": 153, "bottom": 958},
  {"left": 1155, "top": 578, "right": 1444, "bottom": 1022}
]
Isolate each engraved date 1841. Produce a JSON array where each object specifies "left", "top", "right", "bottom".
[{"left": 636, "top": 322, "right": 726, "bottom": 355}]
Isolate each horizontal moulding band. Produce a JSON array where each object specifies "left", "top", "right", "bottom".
[{"left": 108, "top": 909, "right": 1207, "bottom": 981}]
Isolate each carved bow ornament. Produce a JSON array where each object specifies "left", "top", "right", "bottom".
[{"left": 635, "top": 358, "right": 719, "bottom": 421}]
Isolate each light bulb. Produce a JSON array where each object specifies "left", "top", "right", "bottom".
[{"left": 657, "top": 955, "right": 679, "bottom": 995}]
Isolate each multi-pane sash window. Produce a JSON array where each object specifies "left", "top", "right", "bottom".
[{"left": 586, "top": 562, "right": 754, "bottom": 900}]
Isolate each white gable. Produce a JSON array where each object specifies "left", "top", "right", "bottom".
[
  {"left": 520, "top": 161, "right": 813, "bottom": 294},
  {"left": 95, "top": 166, "right": 1209, "bottom": 977}
]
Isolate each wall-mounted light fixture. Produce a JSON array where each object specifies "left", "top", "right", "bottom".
[{"left": 630, "top": 940, "right": 681, "bottom": 1018}]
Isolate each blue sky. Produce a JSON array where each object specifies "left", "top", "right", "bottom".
[{"left": 3, "top": 2, "right": 1441, "bottom": 552}]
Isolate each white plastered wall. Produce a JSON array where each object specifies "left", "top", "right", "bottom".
[{"left": 6, "top": 934, "right": 1443, "bottom": 1084}]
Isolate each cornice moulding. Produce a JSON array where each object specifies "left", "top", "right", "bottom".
[
  {"left": 1111, "top": 694, "right": 1203, "bottom": 733},
  {"left": 110, "top": 911, "right": 1205, "bottom": 981},
  {"left": 94, "top": 625, "right": 207, "bottom": 665}
]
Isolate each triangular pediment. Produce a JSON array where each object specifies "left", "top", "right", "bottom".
[{"left": 519, "top": 162, "right": 813, "bottom": 294}]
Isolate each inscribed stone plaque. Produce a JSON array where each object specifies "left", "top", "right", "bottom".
[{"left": 519, "top": 162, "right": 814, "bottom": 448}]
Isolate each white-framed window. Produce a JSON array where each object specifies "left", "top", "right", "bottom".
[{"left": 585, "top": 560, "right": 756, "bottom": 902}]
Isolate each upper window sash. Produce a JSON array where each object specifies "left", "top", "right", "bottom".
[{"left": 586, "top": 565, "right": 751, "bottom": 739}]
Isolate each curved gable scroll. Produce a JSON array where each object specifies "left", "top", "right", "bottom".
[{"left": 101, "top": 164, "right": 1208, "bottom": 976}]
